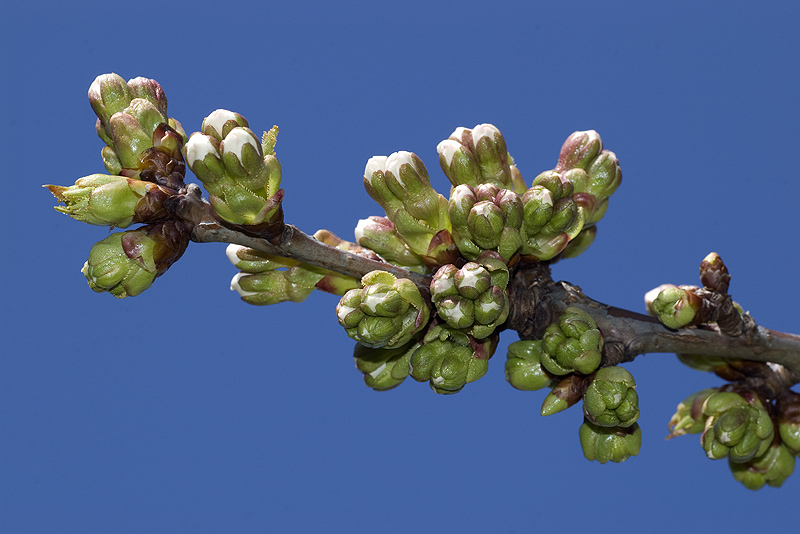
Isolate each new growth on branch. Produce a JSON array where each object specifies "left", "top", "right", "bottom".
[{"left": 46, "top": 73, "right": 800, "bottom": 490}]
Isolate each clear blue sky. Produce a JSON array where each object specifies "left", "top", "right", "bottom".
[{"left": 2, "top": 1, "right": 799, "bottom": 532}]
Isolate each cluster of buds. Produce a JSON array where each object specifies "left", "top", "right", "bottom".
[
  {"left": 48, "top": 74, "right": 193, "bottom": 298},
  {"left": 363, "top": 151, "right": 454, "bottom": 266},
  {"left": 228, "top": 240, "right": 359, "bottom": 306},
  {"left": 519, "top": 173, "right": 585, "bottom": 261},
  {"left": 336, "top": 270, "right": 430, "bottom": 349},
  {"left": 436, "top": 124, "right": 526, "bottom": 194},
  {"left": 667, "top": 388, "right": 798, "bottom": 489},
  {"left": 448, "top": 184, "right": 523, "bottom": 261},
  {"left": 429, "top": 253, "right": 509, "bottom": 339},
  {"left": 409, "top": 325, "right": 495, "bottom": 394},
  {"left": 89, "top": 73, "right": 187, "bottom": 183},
  {"left": 582, "top": 366, "right": 640, "bottom": 428},
  {"left": 539, "top": 307, "right": 604, "bottom": 376},
  {"left": 184, "top": 110, "right": 283, "bottom": 227},
  {"left": 82, "top": 221, "right": 190, "bottom": 298}
]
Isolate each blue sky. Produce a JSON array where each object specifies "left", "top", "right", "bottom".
[{"left": 2, "top": 1, "right": 799, "bottom": 532}]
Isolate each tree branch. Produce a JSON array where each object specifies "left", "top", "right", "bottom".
[{"left": 505, "top": 262, "right": 800, "bottom": 386}]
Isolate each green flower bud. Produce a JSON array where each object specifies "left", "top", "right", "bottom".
[
  {"left": 46, "top": 174, "right": 173, "bottom": 228},
  {"left": 579, "top": 421, "right": 642, "bottom": 464},
  {"left": 82, "top": 222, "right": 190, "bottom": 298},
  {"left": 226, "top": 244, "right": 290, "bottom": 273},
  {"left": 336, "top": 271, "right": 430, "bottom": 349},
  {"left": 555, "top": 130, "right": 603, "bottom": 172},
  {"left": 88, "top": 73, "right": 133, "bottom": 127},
  {"left": 353, "top": 341, "right": 418, "bottom": 391},
  {"left": 583, "top": 366, "right": 639, "bottom": 427},
  {"left": 430, "top": 261, "right": 509, "bottom": 339},
  {"left": 775, "top": 391, "right": 800, "bottom": 455},
  {"left": 363, "top": 152, "right": 453, "bottom": 264},
  {"left": 504, "top": 340, "right": 555, "bottom": 391},
  {"left": 437, "top": 139, "right": 482, "bottom": 189},
  {"left": 354, "top": 216, "right": 426, "bottom": 272},
  {"left": 649, "top": 285, "right": 704, "bottom": 329},
  {"left": 184, "top": 112, "right": 283, "bottom": 226},
  {"left": 127, "top": 77, "right": 168, "bottom": 118},
  {"left": 729, "top": 443, "right": 796, "bottom": 490},
  {"left": 540, "top": 307, "right": 603, "bottom": 376},
  {"left": 409, "top": 325, "right": 495, "bottom": 394},
  {"left": 701, "top": 392, "right": 774, "bottom": 462},
  {"left": 667, "top": 388, "right": 719, "bottom": 439},
  {"left": 585, "top": 150, "right": 622, "bottom": 206}
]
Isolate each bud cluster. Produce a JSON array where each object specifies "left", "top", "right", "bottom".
[
  {"left": 49, "top": 73, "right": 194, "bottom": 298},
  {"left": 667, "top": 388, "right": 798, "bottom": 489},
  {"left": 89, "top": 73, "right": 187, "bottom": 179},
  {"left": 437, "top": 124, "right": 526, "bottom": 194},
  {"left": 184, "top": 110, "right": 283, "bottom": 226},
  {"left": 337, "top": 270, "right": 430, "bottom": 349},
  {"left": 409, "top": 325, "right": 495, "bottom": 394},
  {"left": 539, "top": 307, "right": 604, "bottom": 376},
  {"left": 363, "top": 151, "right": 454, "bottom": 266},
  {"left": 429, "top": 254, "right": 509, "bottom": 339},
  {"left": 82, "top": 221, "right": 190, "bottom": 298}
]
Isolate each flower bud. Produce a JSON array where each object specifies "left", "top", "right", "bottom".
[
  {"left": 579, "top": 421, "right": 642, "bottom": 464},
  {"left": 729, "top": 443, "right": 796, "bottom": 490},
  {"left": 353, "top": 341, "right": 418, "bottom": 391},
  {"left": 46, "top": 174, "right": 173, "bottom": 228},
  {"left": 539, "top": 307, "right": 603, "bottom": 376},
  {"left": 583, "top": 366, "right": 639, "bottom": 427},
  {"left": 88, "top": 73, "right": 133, "bottom": 127},
  {"left": 354, "top": 216, "right": 426, "bottom": 272},
  {"left": 504, "top": 340, "right": 555, "bottom": 391},
  {"left": 336, "top": 271, "right": 430, "bottom": 349},
  {"left": 409, "top": 325, "right": 495, "bottom": 394},
  {"left": 555, "top": 130, "right": 603, "bottom": 172},
  {"left": 437, "top": 139, "right": 482, "bottom": 189},
  {"left": 202, "top": 109, "right": 249, "bottom": 141}
]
